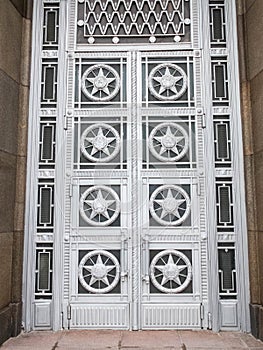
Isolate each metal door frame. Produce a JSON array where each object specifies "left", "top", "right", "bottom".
[{"left": 22, "top": 0, "right": 250, "bottom": 332}]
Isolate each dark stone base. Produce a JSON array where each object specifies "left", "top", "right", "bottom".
[
  {"left": 0, "top": 302, "right": 22, "bottom": 346},
  {"left": 250, "top": 303, "right": 263, "bottom": 341}
]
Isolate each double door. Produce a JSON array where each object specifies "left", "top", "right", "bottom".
[{"left": 64, "top": 50, "right": 207, "bottom": 329}]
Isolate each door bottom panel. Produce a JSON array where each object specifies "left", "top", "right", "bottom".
[{"left": 142, "top": 303, "right": 201, "bottom": 329}]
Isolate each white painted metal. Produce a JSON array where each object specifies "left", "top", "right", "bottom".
[{"left": 22, "top": 0, "right": 250, "bottom": 332}]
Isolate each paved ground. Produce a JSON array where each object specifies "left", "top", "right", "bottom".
[{"left": 1, "top": 330, "right": 263, "bottom": 350}]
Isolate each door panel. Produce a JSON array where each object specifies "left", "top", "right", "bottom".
[
  {"left": 65, "top": 49, "right": 206, "bottom": 329},
  {"left": 24, "top": 0, "right": 250, "bottom": 333}
]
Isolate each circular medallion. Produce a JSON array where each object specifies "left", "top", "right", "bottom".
[
  {"left": 150, "top": 249, "right": 192, "bottom": 293},
  {"left": 148, "top": 63, "right": 187, "bottom": 101},
  {"left": 149, "top": 185, "right": 190, "bottom": 226},
  {"left": 78, "top": 250, "right": 120, "bottom": 294},
  {"left": 80, "top": 123, "right": 120, "bottom": 163},
  {"left": 81, "top": 64, "right": 120, "bottom": 101},
  {"left": 80, "top": 185, "right": 120, "bottom": 226},
  {"left": 149, "top": 122, "right": 189, "bottom": 162}
]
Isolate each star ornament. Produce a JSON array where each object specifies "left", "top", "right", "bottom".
[
  {"left": 149, "top": 122, "right": 189, "bottom": 162},
  {"left": 86, "top": 67, "right": 116, "bottom": 97},
  {"left": 80, "top": 124, "right": 120, "bottom": 163},
  {"left": 155, "top": 253, "right": 188, "bottom": 286},
  {"left": 150, "top": 250, "right": 192, "bottom": 294},
  {"left": 149, "top": 63, "right": 187, "bottom": 101},
  {"left": 83, "top": 254, "right": 116, "bottom": 287},
  {"left": 81, "top": 64, "right": 120, "bottom": 102},
  {"left": 154, "top": 125, "right": 185, "bottom": 156},
  {"left": 153, "top": 66, "right": 184, "bottom": 95},
  {"left": 149, "top": 185, "right": 191, "bottom": 226},
  {"left": 85, "top": 127, "right": 115, "bottom": 157},
  {"left": 80, "top": 185, "right": 120, "bottom": 226},
  {"left": 78, "top": 250, "right": 120, "bottom": 294},
  {"left": 84, "top": 189, "right": 116, "bottom": 221},
  {"left": 154, "top": 188, "right": 186, "bottom": 220}
]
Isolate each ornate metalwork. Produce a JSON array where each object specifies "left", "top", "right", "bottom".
[
  {"left": 150, "top": 185, "right": 190, "bottom": 226},
  {"left": 37, "top": 179, "right": 55, "bottom": 232},
  {"left": 35, "top": 244, "right": 53, "bottom": 299},
  {"left": 150, "top": 250, "right": 192, "bottom": 293},
  {"left": 81, "top": 64, "right": 120, "bottom": 102},
  {"left": 148, "top": 63, "right": 187, "bottom": 100},
  {"left": 78, "top": 250, "right": 120, "bottom": 294},
  {"left": 211, "top": 57, "right": 229, "bottom": 106},
  {"left": 216, "top": 178, "right": 234, "bottom": 231},
  {"left": 80, "top": 185, "right": 120, "bottom": 226},
  {"left": 149, "top": 122, "right": 189, "bottom": 162},
  {"left": 80, "top": 123, "right": 120, "bottom": 163},
  {"left": 209, "top": 0, "right": 226, "bottom": 48},
  {"left": 77, "top": 0, "right": 191, "bottom": 44}
]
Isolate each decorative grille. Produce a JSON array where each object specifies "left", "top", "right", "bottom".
[
  {"left": 209, "top": 0, "right": 226, "bottom": 48},
  {"left": 35, "top": 244, "right": 53, "bottom": 299},
  {"left": 39, "top": 118, "right": 56, "bottom": 168},
  {"left": 149, "top": 249, "right": 193, "bottom": 294},
  {"left": 218, "top": 243, "right": 237, "bottom": 299},
  {"left": 73, "top": 116, "right": 127, "bottom": 170},
  {"left": 78, "top": 250, "right": 121, "bottom": 294},
  {"left": 142, "top": 56, "right": 194, "bottom": 107},
  {"left": 75, "top": 57, "right": 127, "bottom": 108},
  {"left": 213, "top": 116, "right": 231, "bottom": 168},
  {"left": 42, "top": 3, "right": 60, "bottom": 50},
  {"left": 149, "top": 184, "right": 191, "bottom": 227},
  {"left": 41, "top": 59, "right": 58, "bottom": 108},
  {"left": 79, "top": 185, "right": 121, "bottom": 227},
  {"left": 37, "top": 179, "right": 55, "bottom": 232},
  {"left": 208, "top": 0, "right": 240, "bottom": 308},
  {"left": 77, "top": 0, "right": 191, "bottom": 45},
  {"left": 143, "top": 115, "right": 196, "bottom": 168}
]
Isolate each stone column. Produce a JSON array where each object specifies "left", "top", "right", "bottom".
[
  {"left": 237, "top": 0, "right": 263, "bottom": 340},
  {"left": 0, "top": 0, "right": 32, "bottom": 345}
]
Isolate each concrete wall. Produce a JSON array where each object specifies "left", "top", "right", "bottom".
[
  {"left": 0, "top": 0, "right": 31, "bottom": 345},
  {"left": 237, "top": 0, "right": 263, "bottom": 340}
]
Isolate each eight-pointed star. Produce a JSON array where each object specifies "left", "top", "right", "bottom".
[
  {"left": 155, "top": 253, "right": 188, "bottom": 286},
  {"left": 82, "top": 254, "right": 115, "bottom": 287},
  {"left": 84, "top": 189, "right": 115, "bottom": 221},
  {"left": 153, "top": 66, "right": 183, "bottom": 95}
]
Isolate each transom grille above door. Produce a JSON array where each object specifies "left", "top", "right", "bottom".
[{"left": 76, "top": 0, "right": 192, "bottom": 44}]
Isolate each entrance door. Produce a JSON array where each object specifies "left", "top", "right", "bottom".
[
  {"left": 24, "top": 0, "right": 251, "bottom": 333},
  {"left": 65, "top": 48, "right": 207, "bottom": 329}
]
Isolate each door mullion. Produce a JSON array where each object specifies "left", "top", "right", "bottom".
[{"left": 130, "top": 51, "right": 141, "bottom": 330}]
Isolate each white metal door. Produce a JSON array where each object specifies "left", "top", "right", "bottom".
[
  {"left": 24, "top": 0, "right": 251, "bottom": 333},
  {"left": 64, "top": 48, "right": 207, "bottom": 329}
]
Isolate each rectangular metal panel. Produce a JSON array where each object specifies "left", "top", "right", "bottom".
[
  {"left": 220, "top": 301, "right": 238, "bottom": 328},
  {"left": 142, "top": 304, "right": 201, "bottom": 329},
  {"left": 70, "top": 304, "right": 129, "bottom": 329},
  {"left": 34, "top": 302, "right": 52, "bottom": 328}
]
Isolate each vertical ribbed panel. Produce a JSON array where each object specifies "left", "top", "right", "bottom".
[
  {"left": 142, "top": 304, "right": 201, "bottom": 329},
  {"left": 70, "top": 305, "right": 129, "bottom": 329}
]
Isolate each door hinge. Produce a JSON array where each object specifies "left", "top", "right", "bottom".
[
  {"left": 64, "top": 111, "right": 73, "bottom": 130},
  {"left": 197, "top": 108, "right": 206, "bottom": 129},
  {"left": 208, "top": 312, "right": 212, "bottom": 330},
  {"left": 67, "top": 304, "right": 71, "bottom": 320},
  {"left": 142, "top": 275, "right": 150, "bottom": 284},
  {"left": 61, "top": 311, "right": 64, "bottom": 329},
  {"left": 69, "top": 183, "right": 73, "bottom": 197},
  {"left": 200, "top": 303, "right": 204, "bottom": 320}
]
